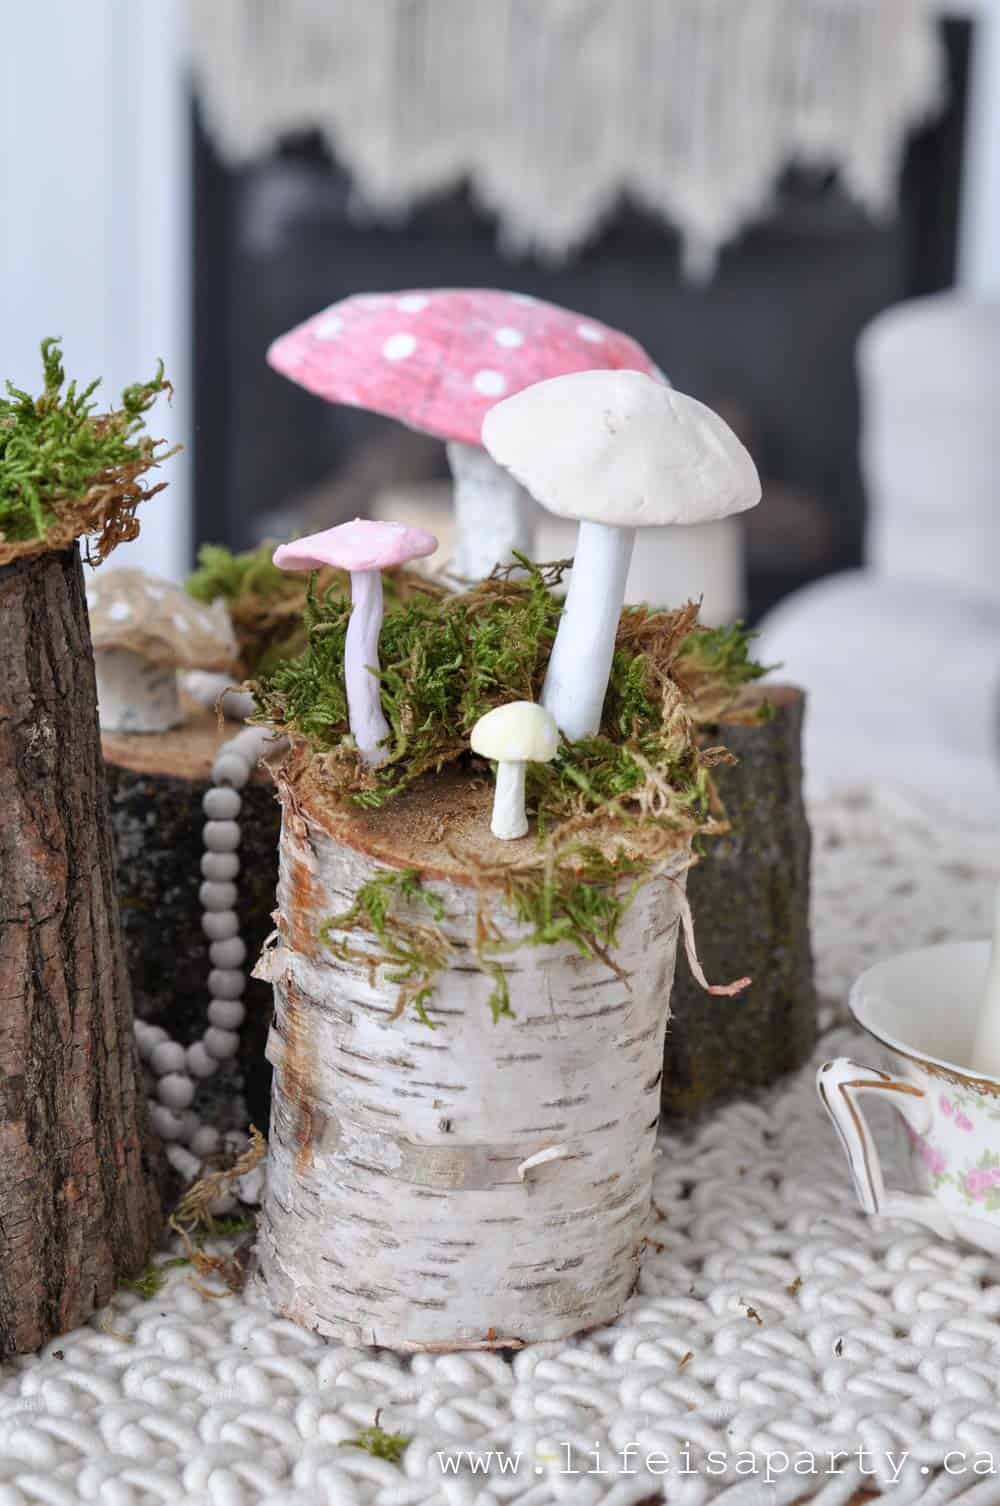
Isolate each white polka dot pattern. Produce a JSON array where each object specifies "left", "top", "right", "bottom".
[
  {"left": 494, "top": 327, "right": 524, "bottom": 348},
  {"left": 382, "top": 333, "right": 417, "bottom": 361},
  {"left": 576, "top": 323, "right": 604, "bottom": 343},
  {"left": 108, "top": 600, "right": 130, "bottom": 621},
  {"left": 473, "top": 369, "right": 506, "bottom": 397}
]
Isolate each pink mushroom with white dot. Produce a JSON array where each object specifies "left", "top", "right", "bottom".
[
  {"left": 267, "top": 289, "right": 663, "bottom": 580},
  {"left": 273, "top": 517, "right": 437, "bottom": 766}
]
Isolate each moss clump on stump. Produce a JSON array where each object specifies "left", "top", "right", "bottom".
[
  {"left": 0, "top": 338, "right": 172, "bottom": 566},
  {"left": 254, "top": 561, "right": 745, "bottom": 1025}
]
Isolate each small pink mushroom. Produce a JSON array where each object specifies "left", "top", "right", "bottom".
[
  {"left": 267, "top": 289, "right": 663, "bottom": 579},
  {"left": 273, "top": 518, "right": 437, "bottom": 765}
]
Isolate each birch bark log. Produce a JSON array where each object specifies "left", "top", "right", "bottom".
[{"left": 255, "top": 768, "right": 688, "bottom": 1350}]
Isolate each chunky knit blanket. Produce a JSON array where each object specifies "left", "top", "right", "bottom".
[{"left": 0, "top": 786, "right": 997, "bottom": 1505}]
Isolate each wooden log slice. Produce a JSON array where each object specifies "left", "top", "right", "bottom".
[
  {"left": 102, "top": 701, "right": 281, "bottom": 1130},
  {"left": 662, "top": 685, "right": 816, "bottom": 1119},
  {"left": 256, "top": 756, "right": 690, "bottom": 1350},
  {"left": 0, "top": 545, "right": 162, "bottom": 1357}
]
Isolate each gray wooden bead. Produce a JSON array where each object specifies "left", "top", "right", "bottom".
[
  {"left": 211, "top": 753, "right": 251, "bottom": 789},
  {"left": 201, "top": 910, "right": 239, "bottom": 942},
  {"left": 151, "top": 1104, "right": 186, "bottom": 1142},
  {"left": 149, "top": 1040, "right": 187, "bottom": 1077},
  {"left": 201, "top": 851, "right": 240, "bottom": 882},
  {"left": 203, "top": 820, "right": 241, "bottom": 853},
  {"left": 208, "top": 998, "right": 246, "bottom": 1030},
  {"left": 157, "top": 1072, "right": 196, "bottom": 1110},
  {"left": 166, "top": 1144, "right": 201, "bottom": 1182},
  {"left": 187, "top": 1041, "right": 218, "bottom": 1079},
  {"left": 208, "top": 968, "right": 245, "bottom": 1000},
  {"left": 209, "top": 937, "right": 247, "bottom": 969},
  {"left": 203, "top": 1026, "right": 240, "bottom": 1061},
  {"left": 176, "top": 1109, "right": 202, "bottom": 1144},
  {"left": 137, "top": 1024, "right": 169, "bottom": 1062},
  {"left": 199, "top": 880, "right": 238, "bottom": 912},
  {"left": 202, "top": 786, "right": 242, "bottom": 821},
  {"left": 190, "top": 1124, "right": 221, "bottom": 1157}
]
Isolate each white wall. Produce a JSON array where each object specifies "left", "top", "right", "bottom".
[
  {"left": 957, "top": 0, "right": 1000, "bottom": 294},
  {"left": 0, "top": 0, "right": 191, "bottom": 579}
]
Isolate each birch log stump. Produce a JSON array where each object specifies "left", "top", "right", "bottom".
[
  {"left": 0, "top": 545, "right": 162, "bottom": 1357},
  {"left": 102, "top": 702, "right": 281, "bottom": 1127},
  {"left": 256, "top": 761, "right": 688, "bottom": 1350},
  {"left": 663, "top": 685, "right": 815, "bottom": 1118}
]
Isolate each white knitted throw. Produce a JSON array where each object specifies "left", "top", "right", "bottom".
[
  {"left": 187, "top": 0, "right": 945, "bottom": 275},
  {"left": 1, "top": 785, "right": 998, "bottom": 1505}
]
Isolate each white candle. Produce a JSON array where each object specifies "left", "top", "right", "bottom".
[{"left": 970, "top": 885, "right": 1000, "bottom": 1076}]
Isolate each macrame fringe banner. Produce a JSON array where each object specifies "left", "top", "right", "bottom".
[{"left": 188, "top": 0, "right": 945, "bottom": 274}]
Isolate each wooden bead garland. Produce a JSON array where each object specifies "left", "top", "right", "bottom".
[{"left": 132, "top": 724, "right": 283, "bottom": 1174}]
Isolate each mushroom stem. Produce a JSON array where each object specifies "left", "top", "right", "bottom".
[
  {"left": 491, "top": 761, "right": 528, "bottom": 840},
  {"left": 447, "top": 441, "right": 535, "bottom": 580},
  {"left": 345, "top": 569, "right": 391, "bottom": 765},
  {"left": 541, "top": 521, "right": 635, "bottom": 742},
  {"left": 95, "top": 647, "right": 183, "bottom": 733}
]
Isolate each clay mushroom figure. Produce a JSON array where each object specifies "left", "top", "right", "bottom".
[
  {"left": 483, "top": 370, "right": 762, "bottom": 743},
  {"left": 88, "top": 568, "right": 238, "bottom": 733},
  {"left": 273, "top": 517, "right": 437, "bottom": 765},
  {"left": 471, "top": 701, "right": 559, "bottom": 839},
  {"left": 266, "top": 289, "right": 663, "bottom": 580}
]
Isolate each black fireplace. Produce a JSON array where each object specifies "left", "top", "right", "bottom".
[{"left": 192, "top": 19, "right": 970, "bottom": 622}]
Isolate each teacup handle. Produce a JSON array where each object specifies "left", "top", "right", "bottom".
[{"left": 817, "top": 1058, "right": 954, "bottom": 1234}]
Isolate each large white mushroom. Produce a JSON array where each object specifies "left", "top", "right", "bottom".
[{"left": 482, "top": 370, "right": 761, "bottom": 742}]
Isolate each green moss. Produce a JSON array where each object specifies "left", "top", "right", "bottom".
[
  {"left": 0, "top": 338, "right": 171, "bottom": 557},
  {"left": 186, "top": 541, "right": 449, "bottom": 677},
  {"left": 120, "top": 1255, "right": 189, "bottom": 1300},
  {"left": 321, "top": 869, "right": 451, "bottom": 1028},
  {"left": 678, "top": 620, "right": 770, "bottom": 685},
  {"left": 187, "top": 541, "right": 303, "bottom": 610},
  {"left": 259, "top": 561, "right": 769, "bottom": 1026},
  {"left": 341, "top": 1423, "right": 411, "bottom": 1465}
]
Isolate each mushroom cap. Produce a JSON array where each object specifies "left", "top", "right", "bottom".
[
  {"left": 470, "top": 701, "right": 559, "bottom": 763},
  {"left": 482, "top": 369, "right": 761, "bottom": 529},
  {"left": 86, "top": 568, "right": 237, "bottom": 672},
  {"left": 272, "top": 517, "right": 438, "bottom": 574},
  {"left": 267, "top": 289, "right": 664, "bottom": 448}
]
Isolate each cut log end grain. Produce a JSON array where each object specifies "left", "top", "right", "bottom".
[{"left": 0, "top": 545, "right": 163, "bottom": 1357}]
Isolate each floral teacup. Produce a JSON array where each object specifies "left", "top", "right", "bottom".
[{"left": 818, "top": 940, "right": 1000, "bottom": 1254}]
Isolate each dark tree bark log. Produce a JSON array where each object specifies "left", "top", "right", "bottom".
[
  {"left": 0, "top": 545, "right": 163, "bottom": 1357},
  {"left": 662, "top": 685, "right": 816, "bottom": 1119},
  {"left": 102, "top": 706, "right": 281, "bottom": 1131}
]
